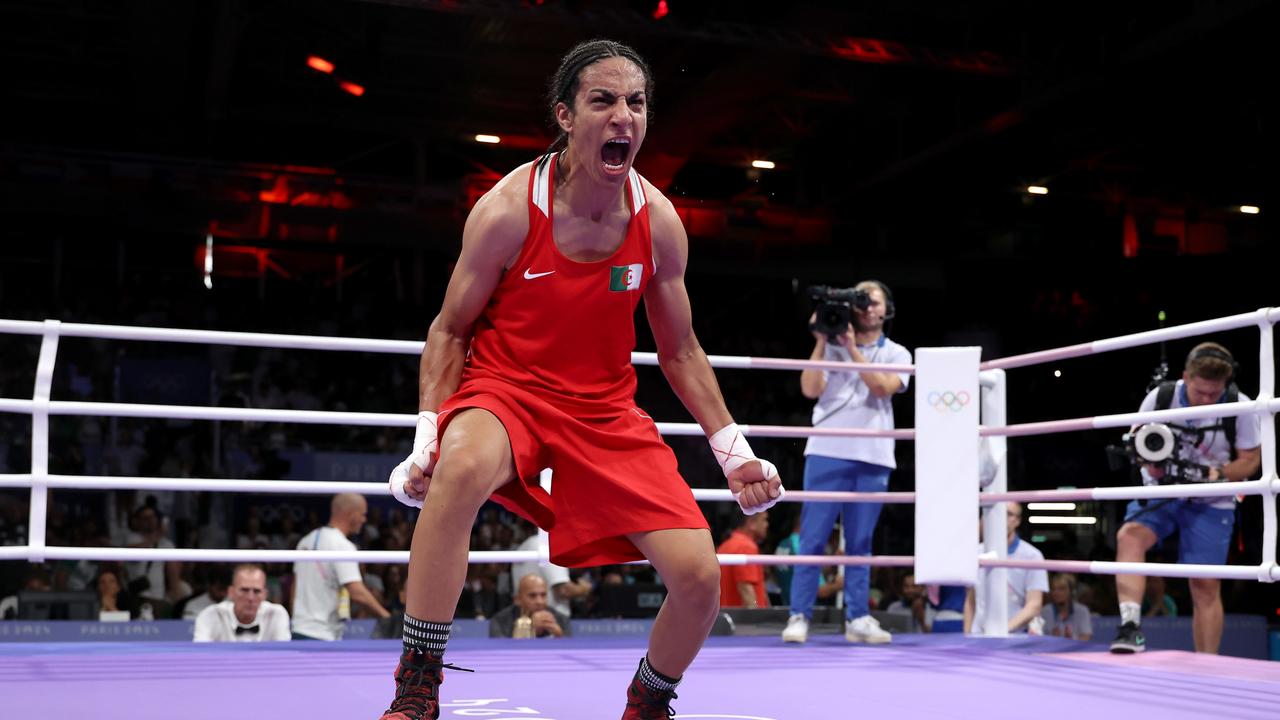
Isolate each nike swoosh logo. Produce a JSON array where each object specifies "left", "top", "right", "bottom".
[{"left": 523, "top": 269, "right": 555, "bottom": 280}]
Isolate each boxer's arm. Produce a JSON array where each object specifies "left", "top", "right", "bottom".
[
  {"left": 642, "top": 192, "right": 732, "bottom": 435},
  {"left": 642, "top": 190, "right": 782, "bottom": 511},
  {"left": 419, "top": 176, "right": 530, "bottom": 412},
  {"left": 392, "top": 170, "right": 530, "bottom": 506}
]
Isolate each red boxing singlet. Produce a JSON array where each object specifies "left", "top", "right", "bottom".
[
  {"left": 438, "top": 153, "right": 708, "bottom": 562},
  {"left": 462, "top": 153, "right": 653, "bottom": 417}
]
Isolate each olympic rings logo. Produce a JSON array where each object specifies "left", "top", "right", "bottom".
[{"left": 927, "top": 390, "right": 971, "bottom": 412}]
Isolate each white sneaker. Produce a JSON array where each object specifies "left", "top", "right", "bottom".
[
  {"left": 781, "top": 614, "right": 809, "bottom": 644},
  {"left": 845, "top": 615, "right": 892, "bottom": 644}
]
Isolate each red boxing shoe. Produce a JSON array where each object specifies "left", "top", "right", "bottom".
[
  {"left": 620, "top": 663, "right": 677, "bottom": 719},
  {"left": 378, "top": 648, "right": 471, "bottom": 720}
]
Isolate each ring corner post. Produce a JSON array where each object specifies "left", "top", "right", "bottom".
[
  {"left": 28, "top": 319, "right": 63, "bottom": 564},
  {"left": 1255, "top": 313, "right": 1277, "bottom": 574},
  {"left": 914, "top": 347, "right": 982, "bottom": 628}
]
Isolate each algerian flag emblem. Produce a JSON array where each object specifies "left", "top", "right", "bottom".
[{"left": 609, "top": 263, "right": 644, "bottom": 292}]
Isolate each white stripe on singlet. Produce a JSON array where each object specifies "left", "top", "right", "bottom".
[
  {"left": 532, "top": 153, "right": 553, "bottom": 218},
  {"left": 628, "top": 168, "right": 646, "bottom": 215}
]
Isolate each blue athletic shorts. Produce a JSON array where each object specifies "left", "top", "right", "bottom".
[{"left": 1123, "top": 499, "right": 1235, "bottom": 565}]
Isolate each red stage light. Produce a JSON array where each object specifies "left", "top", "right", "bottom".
[
  {"left": 653, "top": 0, "right": 668, "bottom": 20},
  {"left": 306, "top": 56, "right": 334, "bottom": 74},
  {"left": 339, "top": 81, "right": 365, "bottom": 97}
]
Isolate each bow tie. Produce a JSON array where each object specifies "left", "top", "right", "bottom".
[{"left": 235, "top": 624, "right": 260, "bottom": 635}]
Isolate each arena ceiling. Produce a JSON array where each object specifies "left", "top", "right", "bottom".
[{"left": 1, "top": 0, "right": 1274, "bottom": 251}]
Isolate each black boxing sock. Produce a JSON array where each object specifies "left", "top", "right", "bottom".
[
  {"left": 637, "top": 655, "right": 680, "bottom": 694},
  {"left": 402, "top": 613, "right": 451, "bottom": 656}
]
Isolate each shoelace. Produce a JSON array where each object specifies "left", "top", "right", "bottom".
[{"left": 388, "top": 660, "right": 474, "bottom": 719}]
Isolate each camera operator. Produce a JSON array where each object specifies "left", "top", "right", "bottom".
[
  {"left": 1110, "top": 342, "right": 1261, "bottom": 655},
  {"left": 782, "top": 280, "right": 911, "bottom": 645}
]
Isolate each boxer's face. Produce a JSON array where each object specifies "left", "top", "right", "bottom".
[{"left": 558, "top": 56, "right": 648, "bottom": 186}]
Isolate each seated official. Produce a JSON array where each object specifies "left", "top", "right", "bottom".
[
  {"left": 1040, "top": 573, "right": 1092, "bottom": 641},
  {"left": 966, "top": 503, "right": 1048, "bottom": 634},
  {"left": 489, "top": 573, "right": 571, "bottom": 639},
  {"left": 194, "top": 564, "right": 290, "bottom": 642}
]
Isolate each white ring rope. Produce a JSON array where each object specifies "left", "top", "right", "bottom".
[
  {"left": 5, "top": 396, "right": 1272, "bottom": 440},
  {"left": 981, "top": 307, "right": 1280, "bottom": 370},
  {"left": 982, "top": 398, "right": 1280, "bottom": 438},
  {"left": 0, "top": 319, "right": 912, "bottom": 375},
  {"left": 0, "top": 474, "right": 917, "bottom": 504},
  {"left": 0, "top": 541, "right": 1271, "bottom": 583},
  {"left": 0, "top": 312, "right": 1276, "bottom": 590},
  {"left": 1, "top": 473, "right": 1273, "bottom": 505}
]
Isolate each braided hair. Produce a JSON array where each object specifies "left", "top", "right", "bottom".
[{"left": 545, "top": 39, "right": 654, "bottom": 154}]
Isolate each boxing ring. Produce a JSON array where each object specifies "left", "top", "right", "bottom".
[{"left": 0, "top": 308, "right": 1278, "bottom": 719}]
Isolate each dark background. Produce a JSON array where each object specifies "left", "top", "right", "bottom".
[{"left": 0, "top": 1, "right": 1275, "bottom": 618}]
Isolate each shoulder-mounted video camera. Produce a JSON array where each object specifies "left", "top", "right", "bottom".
[
  {"left": 808, "top": 285, "right": 873, "bottom": 341},
  {"left": 1105, "top": 422, "right": 1216, "bottom": 483}
]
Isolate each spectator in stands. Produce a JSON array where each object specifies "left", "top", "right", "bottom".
[
  {"left": 236, "top": 515, "right": 271, "bottom": 550},
  {"left": 1041, "top": 573, "right": 1092, "bottom": 641},
  {"left": 195, "top": 564, "right": 290, "bottom": 642},
  {"left": 717, "top": 511, "right": 770, "bottom": 608},
  {"left": 511, "top": 520, "right": 593, "bottom": 620},
  {"left": 291, "top": 493, "right": 390, "bottom": 639},
  {"left": 456, "top": 564, "right": 502, "bottom": 620},
  {"left": 179, "top": 567, "right": 229, "bottom": 620},
  {"left": 270, "top": 513, "right": 303, "bottom": 551},
  {"left": 772, "top": 514, "right": 802, "bottom": 602},
  {"left": 106, "top": 428, "right": 146, "bottom": 478},
  {"left": 96, "top": 566, "right": 134, "bottom": 620},
  {"left": 489, "top": 573, "right": 570, "bottom": 639},
  {"left": 1143, "top": 575, "right": 1177, "bottom": 618},
  {"left": 383, "top": 564, "right": 407, "bottom": 616},
  {"left": 123, "top": 501, "right": 183, "bottom": 611},
  {"left": 884, "top": 572, "right": 935, "bottom": 633}
]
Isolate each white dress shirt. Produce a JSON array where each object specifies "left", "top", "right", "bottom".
[{"left": 193, "top": 599, "right": 291, "bottom": 642}]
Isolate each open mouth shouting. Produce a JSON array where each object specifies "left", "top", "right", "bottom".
[{"left": 600, "top": 136, "right": 631, "bottom": 175}]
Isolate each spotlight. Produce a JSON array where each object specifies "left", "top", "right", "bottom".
[
  {"left": 203, "top": 234, "right": 214, "bottom": 290},
  {"left": 339, "top": 81, "right": 365, "bottom": 97},
  {"left": 1239, "top": 205, "right": 1260, "bottom": 215},
  {"left": 474, "top": 134, "right": 501, "bottom": 144},
  {"left": 751, "top": 160, "right": 776, "bottom": 169},
  {"left": 306, "top": 56, "right": 335, "bottom": 74},
  {"left": 1027, "top": 502, "right": 1076, "bottom": 511},
  {"left": 1028, "top": 516, "right": 1097, "bottom": 525},
  {"left": 1026, "top": 185, "right": 1048, "bottom": 195},
  {"left": 653, "top": 0, "right": 669, "bottom": 20}
]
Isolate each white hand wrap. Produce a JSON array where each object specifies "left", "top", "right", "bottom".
[
  {"left": 708, "top": 423, "right": 785, "bottom": 515},
  {"left": 388, "top": 411, "right": 438, "bottom": 509}
]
